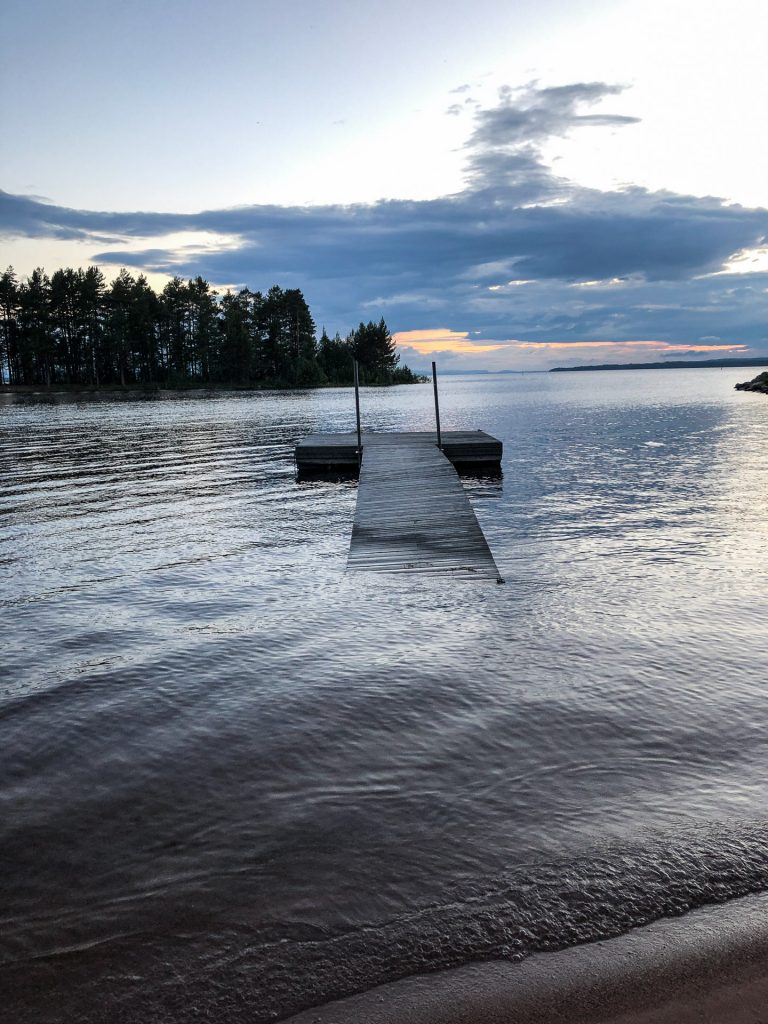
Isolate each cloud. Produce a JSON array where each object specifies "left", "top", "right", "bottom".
[
  {"left": 393, "top": 333, "right": 752, "bottom": 372},
  {"left": 462, "top": 82, "right": 639, "bottom": 194},
  {"left": 2, "top": 81, "right": 768, "bottom": 366},
  {"left": 511, "top": 340, "right": 748, "bottom": 352},
  {"left": 397, "top": 333, "right": 749, "bottom": 357},
  {"left": 466, "top": 82, "right": 638, "bottom": 151},
  {"left": 393, "top": 329, "right": 510, "bottom": 354}
]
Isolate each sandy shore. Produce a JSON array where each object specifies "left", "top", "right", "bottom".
[{"left": 285, "top": 891, "right": 768, "bottom": 1024}]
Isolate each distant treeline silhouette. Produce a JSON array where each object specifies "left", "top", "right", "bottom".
[{"left": 0, "top": 265, "right": 422, "bottom": 388}]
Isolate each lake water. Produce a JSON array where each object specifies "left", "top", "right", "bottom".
[{"left": 2, "top": 368, "right": 768, "bottom": 1022}]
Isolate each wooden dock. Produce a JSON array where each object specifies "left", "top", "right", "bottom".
[
  {"left": 296, "top": 432, "right": 503, "bottom": 580},
  {"left": 295, "top": 430, "right": 502, "bottom": 477}
]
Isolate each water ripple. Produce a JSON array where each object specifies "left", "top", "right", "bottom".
[{"left": 2, "top": 372, "right": 768, "bottom": 1019}]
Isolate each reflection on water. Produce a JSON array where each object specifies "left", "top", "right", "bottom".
[{"left": 2, "top": 370, "right": 768, "bottom": 1021}]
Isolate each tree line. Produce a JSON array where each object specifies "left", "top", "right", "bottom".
[{"left": 0, "top": 265, "right": 422, "bottom": 389}]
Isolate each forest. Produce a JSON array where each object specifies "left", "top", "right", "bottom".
[{"left": 0, "top": 265, "right": 423, "bottom": 389}]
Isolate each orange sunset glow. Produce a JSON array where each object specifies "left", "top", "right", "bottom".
[
  {"left": 513, "top": 341, "right": 750, "bottom": 352},
  {"left": 392, "top": 329, "right": 509, "bottom": 354},
  {"left": 394, "top": 329, "right": 750, "bottom": 358}
]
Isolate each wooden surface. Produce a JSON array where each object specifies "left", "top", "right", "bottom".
[
  {"left": 346, "top": 434, "right": 501, "bottom": 580},
  {"left": 296, "top": 431, "right": 502, "bottom": 470}
]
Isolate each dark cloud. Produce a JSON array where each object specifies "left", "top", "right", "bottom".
[
  {"left": 0, "top": 189, "right": 186, "bottom": 242},
  {"left": 2, "top": 82, "right": 768, "bottom": 351},
  {"left": 467, "top": 82, "right": 638, "bottom": 149},
  {"left": 463, "top": 82, "right": 639, "bottom": 191}
]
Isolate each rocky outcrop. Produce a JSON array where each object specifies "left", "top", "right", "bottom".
[{"left": 735, "top": 371, "right": 768, "bottom": 394}]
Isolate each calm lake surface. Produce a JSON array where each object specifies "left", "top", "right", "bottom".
[{"left": 2, "top": 368, "right": 768, "bottom": 1021}]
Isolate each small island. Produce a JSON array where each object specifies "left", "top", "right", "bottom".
[
  {"left": 735, "top": 371, "right": 768, "bottom": 395},
  {"left": 0, "top": 265, "right": 424, "bottom": 391}
]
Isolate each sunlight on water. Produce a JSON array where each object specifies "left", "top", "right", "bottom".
[{"left": 2, "top": 370, "right": 768, "bottom": 1020}]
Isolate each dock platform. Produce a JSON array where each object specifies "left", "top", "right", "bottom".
[
  {"left": 296, "top": 432, "right": 503, "bottom": 580},
  {"left": 295, "top": 430, "right": 502, "bottom": 478}
]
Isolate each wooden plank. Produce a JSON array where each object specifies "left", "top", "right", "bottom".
[{"left": 346, "top": 434, "right": 502, "bottom": 580}]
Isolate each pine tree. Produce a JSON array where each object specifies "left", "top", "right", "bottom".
[
  {"left": 18, "top": 269, "right": 53, "bottom": 385},
  {"left": 105, "top": 269, "right": 136, "bottom": 385},
  {"left": 160, "top": 277, "right": 190, "bottom": 382},
  {"left": 131, "top": 274, "right": 160, "bottom": 382},
  {"left": 318, "top": 328, "right": 354, "bottom": 383},
  {"left": 188, "top": 276, "right": 218, "bottom": 381},
  {"left": 82, "top": 266, "right": 106, "bottom": 386},
  {"left": 348, "top": 318, "right": 399, "bottom": 382},
  {"left": 0, "top": 267, "right": 19, "bottom": 384},
  {"left": 219, "top": 289, "right": 252, "bottom": 382}
]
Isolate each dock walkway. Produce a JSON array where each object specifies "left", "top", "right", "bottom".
[{"left": 345, "top": 434, "right": 501, "bottom": 580}]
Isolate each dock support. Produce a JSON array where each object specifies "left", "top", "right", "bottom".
[
  {"left": 353, "top": 358, "right": 362, "bottom": 466},
  {"left": 432, "top": 360, "right": 442, "bottom": 451}
]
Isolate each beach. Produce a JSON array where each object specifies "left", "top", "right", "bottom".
[{"left": 287, "top": 893, "right": 768, "bottom": 1023}]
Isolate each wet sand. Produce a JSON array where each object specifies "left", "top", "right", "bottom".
[{"left": 285, "top": 892, "right": 768, "bottom": 1024}]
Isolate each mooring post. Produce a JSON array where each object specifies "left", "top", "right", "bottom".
[
  {"left": 353, "top": 358, "right": 362, "bottom": 466},
  {"left": 432, "top": 360, "right": 443, "bottom": 450}
]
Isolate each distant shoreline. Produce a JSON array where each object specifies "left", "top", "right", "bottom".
[{"left": 551, "top": 356, "right": 768, "bottom": 372}]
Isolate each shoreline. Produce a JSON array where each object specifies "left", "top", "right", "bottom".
[
  {"left": 550, "top": 358, "right": 768, "bottom": 372},
  {"left": 0, "top": 379, "right": 428, "bottom": 397},
  {"left": 735, "top": 371, "right": 768, "bottom": 395},
  {"left": 285, "top": 891, "right": 768, "bottom": 1024}
]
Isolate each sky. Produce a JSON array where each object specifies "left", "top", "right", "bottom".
[{"left": 2, "top": 0, "right": 768, "bottom": 371}]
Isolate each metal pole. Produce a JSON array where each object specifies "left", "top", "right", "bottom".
[
  {"left": 353, "top": 358, "right": 362, "bottom": 467},
  {"left": 432, "top": 360, "right": 442, "bottom": 450}
]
